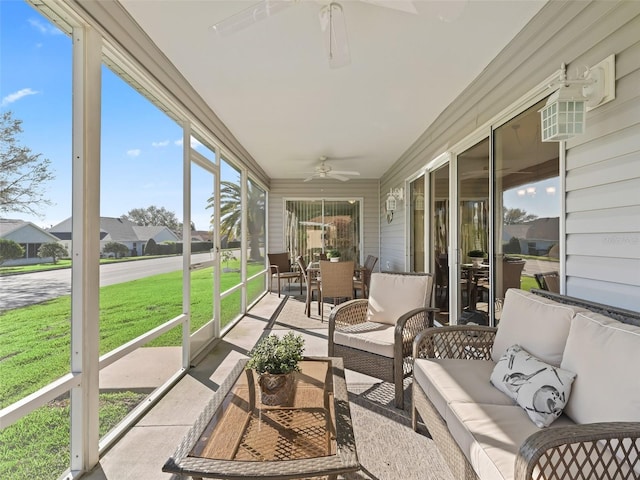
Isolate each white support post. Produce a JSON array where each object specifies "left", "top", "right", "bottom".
[
  {"left": 241, "top": 170, "right": 248, "bottom": 313},
  {"left": 182, "top": 121, "right": 191, "bottom": 369},
  {"left": 69, "top": 25, "right": 102, "bottom": 475}
]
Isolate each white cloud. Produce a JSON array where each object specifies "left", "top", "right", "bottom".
[
  {"left": 152, "top": 140, "right": 170, "bottom": 147},
  {"left": 28, "top": 18, "right": 63, "bottom": 36},
  {"left": 1, "top": 88, "right": 40, "bottom": 107},
  {"left": 127, "top": 149, "right": 141, "bottom": 157},
  {"left": 174, "top": 137, "right": 203, "bottom": 149}
]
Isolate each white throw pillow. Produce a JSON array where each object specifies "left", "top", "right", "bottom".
[
  {"left": 365, "top": 273, "right": 431, "bottom": 326},
  {"left": 491, "top": 344, "right": 576, "bottom": 428}
]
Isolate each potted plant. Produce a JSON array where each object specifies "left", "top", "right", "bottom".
[
  {"left": 327, "top": 249, "right": 341, "bottom": 262},
  {"left": 468, "top": 249, "right": 486, "bottom": 267},
  {"left": 246, "top": 331, "right": 305, "bottom": 406}
]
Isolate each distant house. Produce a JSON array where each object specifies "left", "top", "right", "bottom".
[
  {"left": 0, "top": 218, "right": 63, "bottom": 266},
  {"left": 48, "top": 217, "right": 180, "bottom": 257},
  {"left": 503, "top": 217, "right": 559, "bottom": 257}
]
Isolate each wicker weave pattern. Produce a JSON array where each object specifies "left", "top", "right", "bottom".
[
  {"left": 516, "top": 423, "right": 640, "bottom": 480},
  {"left": 413, "top": 325, "right": 496, "bottom": 360}
]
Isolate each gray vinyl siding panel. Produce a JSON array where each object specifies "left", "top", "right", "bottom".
[
  {"left": 380, "top": 1, "right": 640, "bottom": 311},
  {"left": 267, "top": 179, "right": 380, "bottom": 269}
]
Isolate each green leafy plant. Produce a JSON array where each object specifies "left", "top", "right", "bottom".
[
  {"left": 246, "top": 332, "right": 305, "bottom": 375},
  {"left": 467, "top": 249, "right": 486, "bottom": 258},
  {"left": 327, "top": 249, "right": 341, "bottom": 259}
]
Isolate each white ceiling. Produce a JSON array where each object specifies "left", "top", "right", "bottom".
[{"left": 120, "top": 0, "right": 547, "bottom": 181}]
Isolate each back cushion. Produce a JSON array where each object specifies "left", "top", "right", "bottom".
[
  {"left": 492, "top": 289, "right": 581, "bottom": 366},
  {"left": 366, "top": 273, "right": 431, "bottom": 325},
  {"left": 561, "top": 311, "right": 640, "bottom": 424}
]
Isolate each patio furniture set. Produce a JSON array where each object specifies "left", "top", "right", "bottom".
[{"left": 165, "top": 260, "right": 640, "bottom": 479}]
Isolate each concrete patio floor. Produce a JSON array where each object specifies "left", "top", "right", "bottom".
[{"left": 87, "top": 290, "right": 379, "bottom": 479}]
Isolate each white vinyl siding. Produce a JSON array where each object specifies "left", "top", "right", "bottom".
[{"left": 380, "top": 0, "right": 640, "bottom": 311}]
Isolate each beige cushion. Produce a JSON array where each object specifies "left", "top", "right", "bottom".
[
  {"left": 365, "top": 273, "right": 430, "bottom": 326},
  {"left": 333, "top": 322, "right": 395, "bottom": 357},
  {"left": 414, "top": 359, "right": 515, "bottom": 421},
  {"left": 492, "top": 289, "right": 582, "bottom": 366},
  {"left": 447, "top": 402, "right": 575, "bottom": 480},
  {"left": 561, "top": 311, "right": 640, "bottom": 424}
]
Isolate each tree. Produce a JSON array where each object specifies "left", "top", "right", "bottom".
[
  {"left": 208, "top": 180, "right": 265, "bottom": 261},
  {"left": 37, "top": 242, "right": 69, "bottom": 264},
  {"left": 503, "top": 207, "right": 538, "bottom": 225},
  {"left": 144, "top": 238, "right": 157, "bottom": 255},
  {"left": 121, "top": 206, "right": 181, "bottom": 231},
  {"left": 0, "top": 239, "right": 25, "bottom": 265},
  {"left": 0, "top": 111, "right": 55, "bottom": 217},
  {"left": 102, "top": 241, "right": 129, "bottom": 259}
]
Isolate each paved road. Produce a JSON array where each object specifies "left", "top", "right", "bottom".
[{"left": 0, "top": 253, "right": 214, "bottom": 311}]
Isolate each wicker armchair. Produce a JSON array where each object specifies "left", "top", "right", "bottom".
[
  {"left": 328, "top": 272, "right": 436, "bottom": 408},
  {"left": 268, "top": 253, "right": 302, "bottom": 298}
]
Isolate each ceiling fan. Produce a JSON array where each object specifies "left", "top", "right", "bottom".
[
  {"left": 211, "top": 0, "right": 417, "bottom": 68},
  {"left": 303, "top": 156, "right": 361, "bottom": 182}
]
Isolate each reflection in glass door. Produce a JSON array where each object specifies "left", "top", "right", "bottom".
[
  {"left": 457, "top": 139, "right": 490, "bottom": 324},
  {"left": 431, "top": 165, "right": 449, "bottom": 323},
  {"left": 410, "top": 175, "right": 426, "bottom": 272},
  {"left": 493, "top": 99, "right": 560, "bottom": 324}
]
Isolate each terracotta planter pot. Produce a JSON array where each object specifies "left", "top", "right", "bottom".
[{"left": 258, "top": 372, "right": 295, "bottom": 406}]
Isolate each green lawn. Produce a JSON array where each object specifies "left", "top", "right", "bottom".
[
  {"left": 0, "top": 254, "right": 179, "bottom": 275},
  {"left": 0, "top": 260, "right": 265, "bottom": 480}
]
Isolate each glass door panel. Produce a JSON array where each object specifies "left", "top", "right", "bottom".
[
  {"left": 410, "top": 175, "right": 426, "bottom": 272},
  {"left": 457, "top": 139, "right": 490, "bottom": 324},
  {"left": 431, "top": 165, "right": 449, "bottom": 323},
  {"left": 493, "top": 99, "right": 560, "bottom": 323}
]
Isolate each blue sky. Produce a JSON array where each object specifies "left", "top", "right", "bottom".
[{"left": 1, "top": 0, "right": 238, "bottom": 231}]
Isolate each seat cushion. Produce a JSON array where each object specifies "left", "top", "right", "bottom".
[
  {"left": 413, "top": 359, "right": 515, "bottom": 421},
  {"left": 333, "top": 322, "right": 395, "bottom": 358},
  {"left": 365, "top": 273, "right": 431, "bottom": 326},
  {"left": 561, "top": 311, "right": 640, "bottom": 424},
  {"left": 492, "top": 289, "right": 584, "bottom": 366},
  {"left": 447, "top": 402, "right": 575, "bottom": 480}
]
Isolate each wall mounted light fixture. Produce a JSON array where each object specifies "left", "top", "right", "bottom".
[
  {"left": 540, "top": 55, "right": 615, "bottom": 142},
  {"left": 385, "top": 187, "right": 404, "bottom": 223}
]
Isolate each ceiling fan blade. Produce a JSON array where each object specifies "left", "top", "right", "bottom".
[
  {"left": 212, "top": 0, "right": 294, "bottom": 37},
  {"left": 359, "top": 0, "right": 418, "bottom": 15},
  {"left": 331, "top": 170, "right": 360, "bottom": 176},
  {"left": 319, "top": 3, "right": 350, "bottom": 69},
  {"left": 330, "top": 173, "right": 351, "bottom": 181},
  {"left": 304, "top": 174, "right": 317, "bottom": 182}
]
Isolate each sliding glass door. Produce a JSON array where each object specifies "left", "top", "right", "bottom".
[{"left": 285, "top": 199, "right": 361, "bottom": 264}]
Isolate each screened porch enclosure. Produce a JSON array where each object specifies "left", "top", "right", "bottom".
[{"left": 285, "top": 199, "right": 362, "bottom": 265}]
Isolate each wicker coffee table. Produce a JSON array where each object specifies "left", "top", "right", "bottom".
[{"left": 162, "top": 357, "right": 359, "bottom": 479}]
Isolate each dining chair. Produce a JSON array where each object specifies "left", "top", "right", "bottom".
[
  {"left": 267, "top": 252, "right": 302, "bottom": 298},
  {"left": 296, "top": 256, "right": 320, "bottom": 317},
  {"left": 318, "top": 260, "right": 355, "bottom": 321},
  {"left": 353, "top": 254, "right": 378, "bottom": 298}
]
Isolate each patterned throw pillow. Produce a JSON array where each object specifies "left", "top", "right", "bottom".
[{"left": 490, "top": 344, "right": 577, "bottom": 428}]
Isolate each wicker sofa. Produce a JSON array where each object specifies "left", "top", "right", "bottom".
[{"left": 412, "top": 288, "right": 640, "bottom": 480}]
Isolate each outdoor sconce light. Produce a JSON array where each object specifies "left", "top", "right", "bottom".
[
  {"left": 385, "top": 187, "right": 404, "bottom": 224},
  {"left": 540, "top": 55, "right": 615, "bottom": 142},
  {"left": 414, "top": 193, "right": 425, "bottom": 211}
]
